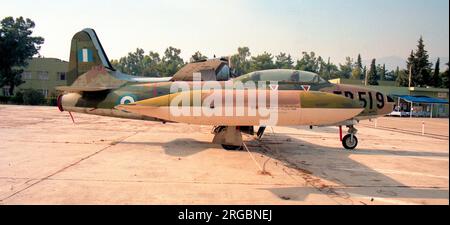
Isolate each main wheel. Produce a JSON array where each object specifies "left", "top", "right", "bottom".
[
  {"left": 221, "top": 144, "right": 243, "bottom": 151},
  {"left": 342, "top": 134, "right": 358, "bottom": 150}
]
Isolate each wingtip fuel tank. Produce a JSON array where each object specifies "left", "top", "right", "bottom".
[{"left": 115, "top": 90, "right": 364, "bottom": 126}]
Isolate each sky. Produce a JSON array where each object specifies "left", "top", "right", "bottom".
[{"left": 1, "top": 0, "right": 449, "bottom": 67}]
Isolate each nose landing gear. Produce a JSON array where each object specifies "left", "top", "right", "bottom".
[{"left": 339, "top": 125, "right": 358, "bottom": 150}]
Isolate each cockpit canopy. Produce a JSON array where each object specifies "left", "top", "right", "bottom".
[{"left": 234, "top": 69, "right": 328, "bottom": 84}]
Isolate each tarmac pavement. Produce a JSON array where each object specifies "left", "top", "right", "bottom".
[{"left": 0, "top": 105, "right": 448, "bottom": 205}]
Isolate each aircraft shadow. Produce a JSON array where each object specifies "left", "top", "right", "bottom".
[
  {"left": 121, "top": 138, "right": 215, "bottom": 157},
  {"left": 162, "top": 138, "right": 217, "bottom": 157},
  {"left": 249, "top": 132, "right": 449, "bottom": 203},
  {"left": 120, "top": 132, "right": 448, "bottom": 204}
]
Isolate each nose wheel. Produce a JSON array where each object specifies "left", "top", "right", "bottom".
[
  {"left": 342, "top": 134, "right": 358, "bottom": 150},
  {"left": 339, "top": 125, "right": 358, "bottom": 150}
]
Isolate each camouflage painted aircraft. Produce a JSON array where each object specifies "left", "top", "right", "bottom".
[{"left": 57, "top": 28, "right": 395, "bottom": 150}]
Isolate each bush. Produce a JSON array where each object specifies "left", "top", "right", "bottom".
[
  {"left": 0, "top": 96, "right": 11, "bottom": 104},
  {"left": 10, "top": 92, "right": 24, "bottom": 104},
  {"left": 22, "top": 89, "right": 45, "bottom": 105},
  {"left": 47, "top": 97, "right": 58, "bottom": 106}
]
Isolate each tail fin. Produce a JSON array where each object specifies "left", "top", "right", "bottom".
[{"left": 67, "top": 28, "right": 115, "bottom": 85}]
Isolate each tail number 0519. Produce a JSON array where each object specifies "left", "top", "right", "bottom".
[{"left": 334, "top": 91, "right": 384, "bottom": 109}]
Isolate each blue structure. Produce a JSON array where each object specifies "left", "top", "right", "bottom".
[
  {"left": 393, "top": 95, "right": 449, "bottom": 118},
  {"left": 394, "top": 95, "right": 449, "bottom": 104}
]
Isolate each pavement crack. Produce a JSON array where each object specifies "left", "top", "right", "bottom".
[
  {"left": 0, "top": 132, "right": 139, "bottom": 203},
  {"left": 0, "top": 176, "right": 447, "bottom": 189},
  {"left": 249, "top": 136, "right": 350, "bottom": 205}
]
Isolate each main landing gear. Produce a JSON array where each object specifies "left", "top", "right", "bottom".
[
  {"left": 212, "top": 126, "right": 243, "bottom": 151},
  {"left": 214, "top": 125, "right": 359, "bottom": 150},
  {"left": 339, "top": 125, "right": 358, "bottom": 150},
  {"left": 212, "top": 126, "right": 267, "bottom": 150},
  {"left": 256, "top": 126, "right": 266, "bottom": 139}
]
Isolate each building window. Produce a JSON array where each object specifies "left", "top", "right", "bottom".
[
  {"left": 58, "top": 72, "right": 66, "bottom": 81},
  {"left": 2, "top": 87, "right": 10, "bottom": 97},
  {"left": 38, "top": 71, "right": 49, "bottom": 80},
  {"left": 22, "top": 72, "right": 32, "bottom": 80},
  {"left": 38, "top": 89, "right": 48, "bottom": 98}
]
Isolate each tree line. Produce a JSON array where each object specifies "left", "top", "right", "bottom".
[
  {"left": 112, "top": 37, "right": 448, "bottom": 88},
  {"left": 0, "top": 17, "right": 44, "bottom": 96}
]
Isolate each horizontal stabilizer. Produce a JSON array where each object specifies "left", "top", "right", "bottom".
[{"left": 56, "top": 86, "right": 112, "bottom": 92}]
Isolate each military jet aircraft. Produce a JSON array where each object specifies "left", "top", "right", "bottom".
[{"left": 56, "top": 28, "right": 395, "bottom": 150}]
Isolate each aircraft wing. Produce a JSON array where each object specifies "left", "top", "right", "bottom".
[{"left": 55, "top": 86, "right": 113, "bottom": 92}]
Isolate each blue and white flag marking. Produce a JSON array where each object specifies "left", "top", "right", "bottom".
[{"left": 78, "top": 48, "right": 93, "bottom": 63}]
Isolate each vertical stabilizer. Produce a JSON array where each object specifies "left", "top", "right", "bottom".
[{"left": 67, "top": 28, "right": 114, "bottom": 85}]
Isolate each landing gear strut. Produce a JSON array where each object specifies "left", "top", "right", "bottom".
[
  {"left": 212, "top": 126, "right": 267, "bottom": 150},
  {"left": 256, "top": 126, "right": 266, "bottom": 139},
  {"left": 340, "top": 125, "right": 358, "bottom": 150}
]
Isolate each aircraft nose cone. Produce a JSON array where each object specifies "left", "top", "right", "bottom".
[{"left": 299, "top": 91, "right": 364, "bottom": 125}]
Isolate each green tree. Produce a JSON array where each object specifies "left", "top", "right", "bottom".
[
  {"left": 367, "top": 59, "right": 379, "bottom": 85},
  {"left": 249, "top": 52, "right": 275, "bottom": 71},
  {"left": 230, "top": 47, "right": 251, "bottom": 75},
  {"left": 440, "top": 62, "right": 449, "bottom": 88},
  {"left": 317, "top": 56, "right": 325, "bottom": 75},
  {"left": 415, "top": 37, "right": 432, "bottom": 86},
  {"left": 111, "top": 47, "right": 183, "bottom": 77},
  {"left": 117, "top": 48, "right": 146, "bottom": 76},
  {"left": 22, "top": 89, "right": 44, "bottom": 105},
  {"left": 10, "top": 91, "right": 23, "bottom": 104},
  {"left": 431, "top": 58, "right": 441, "bottom": 87},
  {"left": 378, "top": 64, "right": 386, "bottom": 81},
  {"left": 143, "top": 51, "right": 162, "bottom": 77},
  {"left": 351, "top": 54, "right": 362, "bottom": 80},
  {"left": 339, "top": 57, "right": 353, "bottom": 79},
  {"left": 351, "top": 67, "right": 361, "bottom": 80},
  {"left": 295, "top": 51, "right": 320, "bottom": 73},
  {"left": 356, "top": 54, "right": 363, "bottom": 70},
  {"left": 160, "top": 46, "right": 185, "bottom": 77},
  {"left": 392, "top": 66, "right": 400, "bottom": 82},
  {"left": 275, "top": 52, "right": 293, "bottom": 69},
  {"left": 361, "top": 66, "right": 367, "bottom": 80},
  {"left": 0, "top": 17, "right": 44, "bottom": 95},
  {"left": 190, "top": 51, "right": 207, "bottom": 63},
  {"left": 385, "top": 70, "right": 395, "bottom": 81},
  {"left": 396, "top": 69, "right": 409, "bottom": 87},
  {"left": 110, "top": 59, "right": 121, "bottom": 71},
  {"left": 111, "top": 50, "right": 162, "bottom": 77},
  {"left": 406, "top": 37, "right": 432, "bottom": 87},
  {"left": 403, "top": 50, "right": 415, "bottom": 87},
  {"left": 318, "top": 57, "right": 339, "bottom": 80}
]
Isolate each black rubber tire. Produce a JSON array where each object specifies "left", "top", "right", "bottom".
[
  {"left": 342, "top": 134, "right": 358, "bottom": 150},
  {"left": 221, "top": 144, "right": 243, "bottom": 151}
]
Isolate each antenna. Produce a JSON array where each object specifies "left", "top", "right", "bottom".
[
  {"left": 408, "top": 65, "right": 412, "bottom": 88},
  {"left": 364, "top": 68, "right": 368, "bottom": 86}
]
